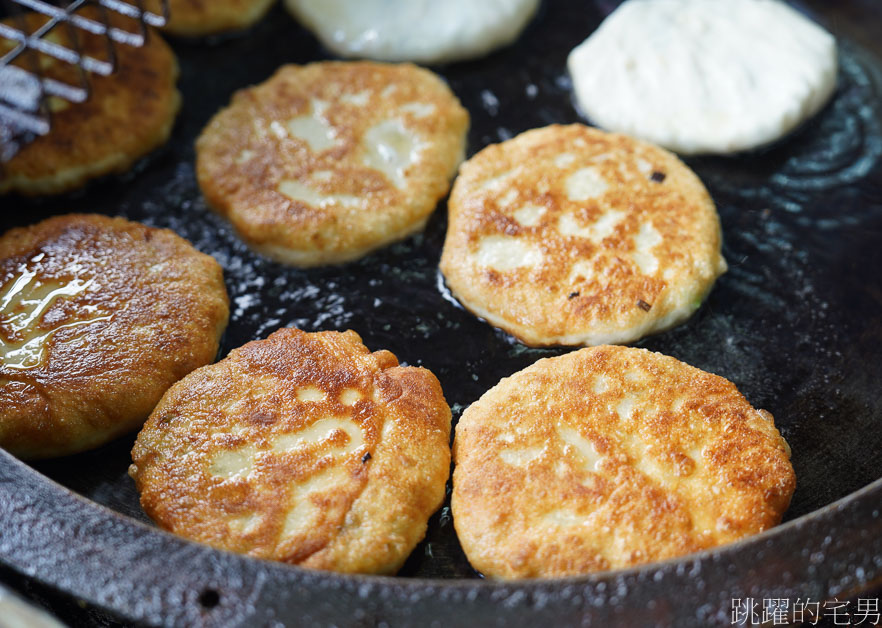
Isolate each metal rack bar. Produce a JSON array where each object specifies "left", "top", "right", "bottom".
[{"left": 0, "top": 0, "right": 169, "bottom": 163}]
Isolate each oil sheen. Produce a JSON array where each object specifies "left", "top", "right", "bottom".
[{"left": 0, "top": 253, "right": 110, "bottom": 370}]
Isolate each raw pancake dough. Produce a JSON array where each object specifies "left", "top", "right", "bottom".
[
  {"left": 568, "top": 0, "right": 838, "bottom": 154},
  {"left": 285, "top": 0, "right": 540, "bottom": 64}
]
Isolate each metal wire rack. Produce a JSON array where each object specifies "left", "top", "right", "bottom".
[{"left": 0, "top": 0, "right": 169, "bottom": 162}]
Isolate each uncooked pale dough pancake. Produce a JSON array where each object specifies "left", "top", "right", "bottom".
[
  {"left": 284, "top": 0, "right": 540, "bottom": 64},
  {"left": 130, "top": 327, "right": 452, "bottom": 574},
  {"left": 0, "top": 12, "right": 180, "bottom": 196},
  {"left": 439, "top": 124, "right": 727, "bottom": 347},
  {"left": 0, "top": 214, "right": 229, "bottom": 459},
  {"left": 196, "top": 61, "right": 469, "bottom": 266},
  {"left": 568, "top": 0, "right": 838, "bottom": 154},
  {"left": 145, "top": 0, "right": 275, "bottom": 37},
  {"left": 452, "top": 345, "right": 796, "bottom": 579}
]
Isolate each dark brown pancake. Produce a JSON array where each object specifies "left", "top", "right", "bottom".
[
  {"left": 0, "top": 214, "right": 229, "bottom": 459},
  {"left": 0, "top": 11, "right": 180, "bottom": 196}
]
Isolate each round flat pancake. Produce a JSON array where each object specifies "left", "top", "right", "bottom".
[
  {"left": 568, "top": 0, "right": 838, "bottom": 154},
  {"left": 452, "top": 345, "right": 796, "bottom": 579},
  {"left": 284, "top": 0, "right": 540, "bottom": 64},
  {"left": 145, "top": 0, "right": 275, "bottom": 37},
  {"left": 0, "top": 12, "right": 180, "bottom": 196},
  {"left": 130, "top": 327, "right": 452, "bottom": 574},
  {"left": 439, "top": 124, "right": 727, "bottom": 347},
  {"left": 196, "top": 61, "right": 469, "bottom": 266},
  {"left": 0, "top": 214, "right": 229, "bottom": 459}
]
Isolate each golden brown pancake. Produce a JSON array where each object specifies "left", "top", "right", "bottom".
[
  {"left": 0, "top": 12, "right": 180, "bottom": 196},
  {"left": 130, "top": 327, "right": 452, "bottom": 574},
  {"left": 452, "top": 345, "right": 795, "bottom": 579},
  {"left": 196, "top": 61, "right": 469, "bottom": 266},
  {"left": 145, "top": 0, "right": 275, "bottom": 37},
  {"left": 439, "top": 124, "right": 727, "bottom": 347},
  {"left": 0, "top": 214, "right": 229, "bottom": 459}
]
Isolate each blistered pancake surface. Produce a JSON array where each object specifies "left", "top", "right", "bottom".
[
  {"left": 0, "top": 12, "right": 180, "bottom": 196},
  {"left": 196, "top": 61, "right": 469, "bottom": 266},
  {"left": 452, "top": 345, "right": 796, "bottom": 579},
  {"left": 439, "top": 124, "right": 727, "bottom": 347},
  {"left": 0, "top": 214, "right": 229, "bottom": 459},
  {"left": 130, "top": 328, "right": 452, "bottom": 574},
  {"left": 145, "top": 0, "right": 274, "bottom": 36}
]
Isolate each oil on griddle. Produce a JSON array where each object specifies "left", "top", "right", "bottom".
[{"left": 5, "top": 1, "right": 882, "bottom": 579}]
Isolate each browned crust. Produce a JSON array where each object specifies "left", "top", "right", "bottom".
[
  {"left": 451, "top": 345, "right": 795, "bottom": 579},
  {"left": 439, "top": 124, "right": 727, "bottom": 347},
  {"left": 130, "top": 327, "right": 452, "bottom": 574},
  {"left": 145, "top": 0, "right": 275, "bottom": 37},
  {"left": 196, "top": 61, "right": 469, "bottom": 266},
  {"left": 0, "top": 214, "right": 229, "bottom": 459},
  {"left": 0, "top": 12, "right": 181, "bottom": 196}
]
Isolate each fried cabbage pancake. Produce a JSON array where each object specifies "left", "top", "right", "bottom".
[
  {"left": 130, "top": 327, "right": 452, "bottom": 574},
  {"left": 452, "top": 345, "right": 796, "bottom": 579}
]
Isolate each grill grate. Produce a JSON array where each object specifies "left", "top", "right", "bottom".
[{"left": 0, "top": 0, "right": 169, "bottom": 162}]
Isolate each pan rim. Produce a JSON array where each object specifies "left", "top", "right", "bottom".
[{"left": 1, "top": 446, "right": 880, "bottom": 625}]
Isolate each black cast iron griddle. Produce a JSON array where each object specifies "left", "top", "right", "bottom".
[{"left": 1, "top": 1, "right": 882, "bottom": 626}]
